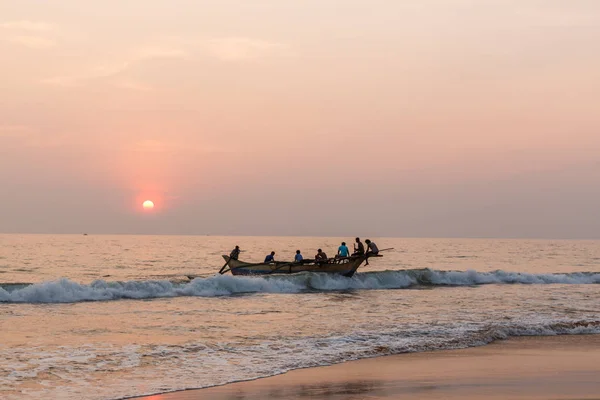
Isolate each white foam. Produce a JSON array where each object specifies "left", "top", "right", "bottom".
[
  {"left": 0, "top": 269, "right": 598, "bottom": 304},
  {"left": 2, "top": 319, "right": 598, "bottom": 400}
]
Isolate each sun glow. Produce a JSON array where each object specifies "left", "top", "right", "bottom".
[{"left": 142, "top": 200, "right": 155, "bottom": 210}]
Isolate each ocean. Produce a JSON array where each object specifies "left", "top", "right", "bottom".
[{"left": 1, "top": 234, "right": 599, "bottom": 399}]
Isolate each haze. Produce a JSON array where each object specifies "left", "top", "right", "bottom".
[{"left": 1, "top": 0, "right": 599, "bottom": 238}]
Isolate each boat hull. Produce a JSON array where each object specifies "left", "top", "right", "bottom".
[{"left": 222, "top": 255, "right": 367, "bottom": 277}]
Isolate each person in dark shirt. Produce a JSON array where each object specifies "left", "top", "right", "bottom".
[
  {"left": 264, "top": 251, "right": 276, "bottom": 263},
  {"left": 229, "top": 245, "right": 241, "bottom": 260},
  {"left": 353, "top": 237, "right": 365, "bottom": 256},
  {"left": 315, "top": 249, "right": 328, "bottom": 262}
]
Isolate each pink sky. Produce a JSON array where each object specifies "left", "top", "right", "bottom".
[{"left": 1, "top": 0, "right": 599, "bottom": 238}]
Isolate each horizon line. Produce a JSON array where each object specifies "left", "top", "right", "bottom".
[{"left": 1, "top": 232, "right": 599, "bottom": 241}]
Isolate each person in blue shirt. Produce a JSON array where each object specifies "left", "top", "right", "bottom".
[
  {"left": 264, "top": 251, "right": 276, "bottom": 263},
  {"left": 294, "top": 250, "right": 303, "bottom": 262},
  {"left": 337, "top": 242, "right": 350, "bottom": 258}
]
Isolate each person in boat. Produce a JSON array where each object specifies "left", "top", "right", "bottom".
[
  {"left": 264, "top": 251, "right": 276, "bottom": 263},
  {"left": 229, "top": 245, "right": 241, "bottom": 260},
  {"left": 353, "top": 237, "right": 365, "bottom": 256},
  {"left": 294, "top": 250, "right": 303, "bottom": 263},
  {"left": 315, "top": 249, "right": 328, "bottom": 262},
  {"left": 337, "top": 242, "right": 350, "bottom": 258},
  {"left": 364, "top": 239, "right": 379, "bottom": 265}
]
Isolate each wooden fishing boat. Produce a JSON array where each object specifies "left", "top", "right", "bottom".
[{"left": 219, "top": 254, "right": 380, "bottom": 277}]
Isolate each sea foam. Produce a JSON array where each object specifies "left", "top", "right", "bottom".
[
  {"left": 1, "top": 268, "right": 598, "bottom": 304},
  {"left": 3, "top": 318, "right": 599, "bottom": 400}
]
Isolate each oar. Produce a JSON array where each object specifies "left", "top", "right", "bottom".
[
  {"left": 363, "top": 248, "right": 394, "bottom": 266},
  {"left": 218, "top": 257, "right": 231, "bottom": 274},
  {"left": 221, "top": 259, "right": 280, "bottom": 275},
  {"left": 219, "top": 263, "right": 246, "bottom": 275}
]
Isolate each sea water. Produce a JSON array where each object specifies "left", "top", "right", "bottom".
[{"left": 0, "top": 234, "right": 599, "bottom": 399}]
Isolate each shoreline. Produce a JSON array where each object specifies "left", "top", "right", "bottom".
[{"left": 133, "top": 334, "right": 600, "bottom": 400}]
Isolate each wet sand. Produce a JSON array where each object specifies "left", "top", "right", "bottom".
[{"left": 136, "top": 335, "right": 600, "bottom": 400}]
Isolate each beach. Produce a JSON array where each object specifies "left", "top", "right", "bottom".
[{"left": 141, "top": 335, "right": 600, "bottom": 400}]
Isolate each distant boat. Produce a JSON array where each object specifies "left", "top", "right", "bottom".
[
  {"left": 83, "top": 233, "right": 88, "bottom": 236},
  {"left": 216, "top": 254, "right": 382, "bottom": 277}
]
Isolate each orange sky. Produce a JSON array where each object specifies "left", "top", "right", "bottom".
[{"left": 1, "top": 1, "right": 599, "bottom": 237}]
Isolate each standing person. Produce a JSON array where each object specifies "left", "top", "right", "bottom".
[
  {"left": 353, "top": 237, "right": 365, "bottom": 256},
  {"left": 220, "top": 245, "right": 241, "bottom": 274},
  {"left": 315, "top": 249, "right": 328, "bottom": 262},
  {"left": 264, "top": 251, "right": 276, "bottom": 263},
  {"left": 364, "top": 239, "right": 379, "bottom": 265},
  {"left": 294, "top": 250, "right": 303, "bottom": 263},
  {"left": 229, "top": 245, "right": 241, "bottom": 260},
  {"left": 337, "top": 242, "right": 350, "bottom": 258}
]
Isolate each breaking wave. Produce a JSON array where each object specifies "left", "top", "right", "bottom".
[{"left": 1, "top": 268, "right": 599, "bottom": 304}]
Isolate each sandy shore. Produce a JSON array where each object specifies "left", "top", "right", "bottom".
[{"left": 136, "top": 335, "right": 600, "bottom": 400}]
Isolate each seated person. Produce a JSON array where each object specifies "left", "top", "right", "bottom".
[
  {"left": 364, "top": 239, "right": 379, "bottom": 265},
  {"left": 229, "top": 245, "right": 241, "bottom": 260},
  {"left": 264, "top": 251, "right": 276, "bottom": 263},
  {"left": 315, "top": 248, "right": 328, "bottom": 262},
  {"left": 353, "top": 237, "right": 365, "bottom": 256},
  {"left": 337, "top": 242, "right": 350, "bottom": 258},
  {"left": 294, "top": 250, "right": 303, "bottom": 262}
]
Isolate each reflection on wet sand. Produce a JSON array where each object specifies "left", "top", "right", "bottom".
[
  {"left": 141, "top": 336, "right": 600, "bottom": 400},
  {"left": 167, "top": 381, "right": 380, "bottom": 400}
]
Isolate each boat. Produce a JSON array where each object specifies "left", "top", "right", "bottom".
[{"left": 218, "top": 254, "right": 382, "bottom": 277}]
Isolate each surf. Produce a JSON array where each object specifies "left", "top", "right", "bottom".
[{"left": 1, "top": 268, "right": 599, "bottom": 304}]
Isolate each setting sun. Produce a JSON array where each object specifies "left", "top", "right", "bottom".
[{"left": 142, "top": 200, "right": 155, "bottom": 210}]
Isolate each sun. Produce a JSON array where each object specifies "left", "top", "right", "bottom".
[{"left": 142, "top": 200, "right": 155, "bottom": 210}]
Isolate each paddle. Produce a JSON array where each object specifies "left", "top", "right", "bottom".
[
  {"left": 221, "top": 256, "right": 283, "bottom": 275},
  {"left": 218, "top": 263, "right": 229, "bottom": 274},
  {"left": 218, "top": 257, "right": 231, "bottom": 274},
  {"left": 219, "top": 262, "right": 248, "bottom": 275},
  {"left": 219, "top": 250, "right": 241, "bottom": 275},
  {"left": 362, "top": 247, "right": 394, "bottom": 266},
  {"left": 220, "top": 249, "right": 246, "bottom": 274}
]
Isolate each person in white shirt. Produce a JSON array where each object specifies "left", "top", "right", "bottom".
[{"left": 364, "top": 239, "right": 379, "bottom": 265}]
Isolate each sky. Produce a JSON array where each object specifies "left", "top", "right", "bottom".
[{"left": 1, "top": 0, "right": 599, "bottom": 238}]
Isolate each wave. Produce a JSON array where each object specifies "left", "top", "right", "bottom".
[
  {"left": 5, "top": 318, "right": 598, "bottom": 400},
  {"left": 111, "top": 319, "right": 600, "bottom": 400},
  {"left": 1, "top": 268, "right": 599, "bottom": 304}
]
